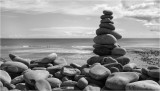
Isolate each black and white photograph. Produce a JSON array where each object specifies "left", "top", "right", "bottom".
[{"left": 0, "top": 0, "right": 160, "bottom": 91}]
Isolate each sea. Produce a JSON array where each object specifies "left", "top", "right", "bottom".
[{"left": 0, "top": 38, "right": 159, "bottom": 61}]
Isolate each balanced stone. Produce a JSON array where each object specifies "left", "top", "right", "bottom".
[
  {"left": 111, "top": 47, "right": 126, "bottom": 56},
  {"left": 0, "top": 70, "right": 11, "bottom": 84},
  {"left": 93, "top": 47, "right": 111, "bottom": 56},
  {"left": 1, "top": 61, "right": 28, "bottom": 73},
  {"left": 99, "top": 23, "right": 115, "bottom": 30},
  {"left": 96, "top": 28, "right": 122, "bottom": 39},
  {"left": 46, "top": 77, "right": 62, "bottom": 88},
  {"left": 101, "top": 56, "right": 118, "bottom": 65},
  {"left": 93, "top": 43, "right": 117, "bottom": 49},
  {"left": 9, "top": 54, "right": 31, "bottom": 66},
  {"left": 115, "top": 56, "right": 130, "bottom": 66},
  {"left": 61, "top": 66, "right": 81, "bottom": 76},
  {"left": 126, "top": 80, "right": 160, "bottom": 91},
  {"left": 23, "top": 69, "right": 50, "bottom": 85},
  {"left": 123, "top": 63, "right": 137, "bottom": 72},
  {"left": 101, "top": 18, "right": 114, "bottom": 24},
  {"left": 100, "top": 15, "right": 113, "bottom": 20},
  {"left": 83, "top": 84, "right": 101, "bottom": 91},
  {"left": 89, "top": 64, "right": 111, "bottom": 80},
  {"left": 35, "top": 79, "right": 52, "bottom": 91},
  {"left": 93, "top": 34, "right": 117, "bottom": 45},
  {"left": 77, "top": 77, "right": 88, "bottom": 89},
  {"left": 103, "top": 10, "right": 113, "bottom": 15},
  {"left": 105, "top": 72, "right": 139, "bottom": 90}
]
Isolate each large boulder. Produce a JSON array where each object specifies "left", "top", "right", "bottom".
[
  {"left": 105, "top": 72, "right": 139, "bottom": 90},
  {"left": 126, "top": 80, "right": 160, "bottom": 91}
]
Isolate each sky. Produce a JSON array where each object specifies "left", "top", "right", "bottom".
[{"left": 0, "top": 0, "right": 160, "bottom": 38}]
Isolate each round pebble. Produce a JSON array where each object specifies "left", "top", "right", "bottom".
[
  {"left": 103, "top": 10, "right": 113, "bottom": 15},
  {"left": 112, "top": 47, "right": 126, "bottom": 56},
  {"left": 99, "top": 23, "right": 115, "bottom": 30}
]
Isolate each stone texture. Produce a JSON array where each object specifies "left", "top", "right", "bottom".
[
  {"left": 103, "top": 10, "right": 113, "bottom": 15},
  {"left": 110, "top": 67, "right": 119, "bottom": 73},
  {"left": 61, "top": 66, "right": 81, "bottom": 76},
  {"left": 54, "top": 57, "right": 67, "bottom": 66},
  {"left": 93, "top": 47, "right": 111, "bottom": 56},
  {"left": 93, "top": 34, "right": 117, "bottom": 45},
  {"left": 11, "top": 75, "right": 24, "bottom": 85},
  {"left": 147, "top": 66, "right": 160, "bottom": 79},
  {"left": 100, "top": 15, "right": 113, "bottom": 20},
  {"left": 93, "top": 44, "right": 117, "bottom": 49},
  {"left": 87, "top": 56, "right": 103, "bottom": 65},
  {"left": 115, "top": 56, "right": 130, "bottom": 66},
  {"left": 89, "top": 64, "right": 111, "bottom": 80},
  {"left": 126, "top": 80, "right": 160, "bottom": 91},
  {"left": 38, "top": 53, "right": 57, "bottom": 64},
  {"left": 61, "top": 80, "right": 77, "bottom": 87},
  {"left": 35, "top": 79, "right": 52, "bottom": 91},
  {"left": 111, "top": 47, "right": 126, "bottom": 56},
  {"left": 99, "top": 23, "right": 115, "bottom": 30},
  {"left": 101, "top": 18, "right": 114, "bottom": 24},
  {"left": 104, "top": 63, "right": 123, "bottom": 72},
  {"left": 0, "top": 70, "right": 11, "bottom": 83},
  {"left": 101, "top": 56, "right": 118, "bottom": 65},
  {"left": 105, "top": 72, "right": 139, "bottom": 90},
  {"left": 77, "top": 77, "right": 88, "bottom": 89},
  {"left": 46, "top": 77, "right": 62, "bottom": 88}
]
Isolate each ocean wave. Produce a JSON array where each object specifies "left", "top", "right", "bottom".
[{"left": 11, "top": 48, "right": 92, "bottom": 54}]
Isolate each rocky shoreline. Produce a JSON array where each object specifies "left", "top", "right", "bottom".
[{"left": 0, "top": 10, "right": 160, "bottom": 91}]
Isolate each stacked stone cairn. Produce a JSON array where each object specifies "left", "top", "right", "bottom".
[{"left": 0, "top": 10, "right": 160, "bottom": 91}]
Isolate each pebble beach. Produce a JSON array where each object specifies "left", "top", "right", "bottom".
[{"left": 0, "top": 10, "right": 160, "bottom": 91}]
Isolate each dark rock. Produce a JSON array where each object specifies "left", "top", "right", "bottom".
[
  {"left": 103, "top": 10, "right": 113, "bottom": 15},
  {"left": 54, "top": 71, "right": 64, "bottom": 79},
  {"left": 111, "top": 47, "right": 126, "bottom": 56},
  {"left": 61, "top": 80, "right": 77, "bottom": 87},
  {"left": 103, "top": 63, "right": 123, "bottom": 72},
  {"left": 101, "top": 56, "right": 118, "bottom": 65},
  {"left": 147, "top": 67, "right": 160, "bottom": 79},
  {"left": 87, "top": 56, "right": 103, "bottom": 65},
  {"left": 74, "top": 75, "right": 86, "bottom": 81},
  {"left": 93, "top": 47, "right": 111, "bottom": 56},
  {"left": 99, "top": 23, "right": 115, "bottom": 30},
  {"left": 11, "top": 75, "right": 24, "bottom": 85},
  {"left": 101, "top": 18, "right": 114, "bottom": 24},
  {"left": 36, "top": 53, "right": 57, "bottom": 64},
  {"left": 93, "top": 43, "right": 117, "bottom": 49},
  {"left": 100, "top": 15, "right": 113, "bottom": 20},
  {"left": 115, "top": 56, "right": 130, "bottom": 66},
  {"left": 81, "top": 68, "right": 90, "bottom": 76},
  {"left": 15, "top": 83, "right": 26, "bottom": 90},
  {"left": 70, "top": 63, "right": 81, "bottom": 70},
  {"left": 77, "top": 77, "right": 88, "bottom": 89},
  {"left": 93, "top": 34, "right": 117, "bottom": 45},
  {"left": 110, "top": 67, "right": 119, "bottom": 73}
]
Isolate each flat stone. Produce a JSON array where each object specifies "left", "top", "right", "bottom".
[
  {"left": 93, "top": 44, "right": 117, "bottom": 50},
  {"left": 35, "top": 79, "right": 52, "bottom": 91},
  {"left": 105, "top": 72, "right": 139, "bottom": 90},
  {"left": 77, "top": 77, "right": 88, "bottom": 89},
  {"left": 147, "top": 66, "right": 160, "bottom": 79},
  {"left": 126, "top": 80, "right": 160, "bottom": 91},
  {"left": 87, "top": 56, "right": 103, "bottom": 65},
  {"left": 115, "top": 56, "right": 130, "bottom": 66},
  {"left": 101, "top": 18, "right": 114, "bottom": 24},
  {"left": 110, "top": 67, "right": 119, "bottom": 73},
  {"left": 99, "top": 23, "right": 115, "bottom": 30},
  {"left": 103, "top": 63, "right": 123, "bottom": 72},
  {"left": 32, "top": 67, "right": 46, "bottom": 70},
  {"left": 11, "top": 75, "right": 24, "bottom": 85},
  {"left": 46, "top": 65, "right": 64, "bottom": 74},
  {"left": 23, "top": 69, "right": 50, "bottom": 85},
  {"left": 103, "top": 10, "right": 113, "bottom": 15},
  {"left": 101, "top": 56, "right": 118, "bottom": 65},
  {"left": 37, "top": 53, "right": 57, "bottom": 64},
  {"left": 93, "top": 47, "right": 111, "bottom": 56},
  {"left": 1, "top": 61, "right": 28, "bottom": 73},
  {"left": 100, "top": 15, "right": 113, "bottom": 20},
  {"left": 96, "top": 28, "right": 122, "bottom": 39},
  {"left": 123, "top": 63, "right": 137, "bottom": 72},
  {"left": 9, "top": 54, "right": 31, "bottom": 66},
  {"left": 83, "top": 84, "right": 101, "bottom": 91},
  {"left": 61, "top": 80, "right": 77, "bottom": 87},
  {"left": 46, "top": 77, "right": 62, "bottom": 88},
  {"left": 61, "top": 66, "right": 81, "bottom": 76},
  {"left": 0, "top": 70, "right": 11, "bottom": 83},
  {"left": 93, "top": 34, "right": 117, "bottom": 45},
  {"left": 111, "top": 47, "right": 126, "bottom": 56},
  {"left": 54, "top": 57, "right": 67, "bottom": 66},
  {"left": 89, "top": 64, "right": 111, "bottom": 80}
]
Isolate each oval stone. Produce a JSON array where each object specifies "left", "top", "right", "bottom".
[
  {"left": 99, "top": 23, "right": 115, "bottom": 30},
  {"left": 112, "top": 47, "right": 126, "bottom": 56},
  {"left": 93, "top": 48, "right": 111, "bottom": 56},
  {"left": 0, "top": 70, "right": 11, "bottom": 83},
  {"left": 103, "top": 10, "right": 113, "bottom": 15},
  {"left": 123, "top": 63, "right": 137, "bottom": 72},
  {"left": 105, "top": 72, "right": 139, "bottom": 90},
  {"left": 93, "top": 34, "right": 117, "bottom": 45},
  {"left": 89, "top": 64, "right": 111, "bottom": 80},
  {"left": 35, "top": 79, "right": 52, "bottom": 91},
  {"left": 87, "top": 56, "right": 103, "bottom": 65},
  {"left": 1, "top": 61, "right": 28, "bottom": 73},
  {"left": 126, "top": 80, "right": 160, "bottom": 91},
  {"left": 100, "top": 15, "right": 113, "bottom": 20},
  {"left": 46, "top": 77, "right": 62, "bottom": 88},
  {"left": 93, "top": 44, "right": 117, "bottom": 49},
  {"left": 116, "top": 56, "right": 130, "bottom": 66},
  {"left": 23, "top": 69, "right": 50, "bottom": 85},
  {"left": 77, "top": 77, "right": 88, "bottom": 89},
  {"left": 101, "top": 18, "right": 114, "bottom": 24},
  {"left": 9, "top": 54, "right": 31, "bottom": 66}
]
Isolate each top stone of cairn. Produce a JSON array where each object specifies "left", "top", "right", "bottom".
[{"left": 103, "top": 10, "right": 113, "bottom": 15}]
